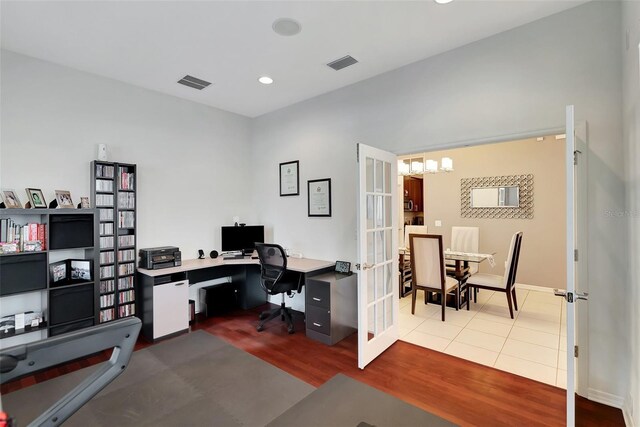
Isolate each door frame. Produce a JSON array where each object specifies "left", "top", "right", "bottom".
[{"left": 395, "top": 120, "right": 589, "bottom": 398}]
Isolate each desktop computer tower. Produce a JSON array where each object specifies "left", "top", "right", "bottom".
[{"left": 199, "top": 283, "right": 239, "bottom": 317}]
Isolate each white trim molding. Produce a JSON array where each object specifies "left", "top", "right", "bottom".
[
  {"left": 588, "top": 388, "right": 625, "bottom": 409},
  {"left": 623, "top": 391, "right": 635, "bottom": 427},
  {"left": 515, "top": 283, "right": 555, "bottom": 293}
]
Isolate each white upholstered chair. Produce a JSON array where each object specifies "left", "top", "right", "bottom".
[
  {"left": 409, "top": 233, "right": 460, "bottom": 321},
  {"left": 466, "top": 231, "right": 523, "bottom": 319},
  {"left": 404, "top": 225, "right": 428, "bottom": 250},
  {"left": 450, "top": 226, "right": 480, "bottom": 274}
]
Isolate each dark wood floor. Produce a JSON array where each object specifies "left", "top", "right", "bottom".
[{"left": 2, "top": 306, "right": 625, "bottom": 427}]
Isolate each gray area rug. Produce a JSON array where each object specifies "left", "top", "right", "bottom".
[
  {"left": 267, "top": 374, "right": 457, "bottom": 427},
  {"left": 2, "top": 330, "right": 314, "bottom": 426}
]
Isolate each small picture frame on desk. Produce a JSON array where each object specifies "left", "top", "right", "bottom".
[
  {"left": 1, "top": 189, "right": 23, "bottom": 209},
  {"left": 307, "top": 178, "right": 331, "bottom": 217},
  {"left": 279, "top": 160, "right": 299, "bottom": 196},
  {"left": 55, "top": 190, "right": 74, "bottom": 208},
  {"left": 25, "top": 188, "right": 47, "bottom": 208},
  {"left": 80, "top": 197, "right": 90, "bottom": 209}
]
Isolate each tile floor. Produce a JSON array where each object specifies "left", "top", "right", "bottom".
[{"left": 399, "top": 287, "right": 568, "bottom": 388}]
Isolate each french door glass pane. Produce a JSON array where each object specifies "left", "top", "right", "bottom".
[
  {"left": 375, "top": 160, "right": 383, "bottom": 193},
  {"left": 366, "top": 157, "right": 374, "bottom": 193},
  {"left": 368, "top": 304, "right": 376, "bottom": 341},
  {"left": 384, "top": 161, "right": 391, "bottom": 193},
  {"left": 367, "top": 268, "right": 375, "bottom": 304}
]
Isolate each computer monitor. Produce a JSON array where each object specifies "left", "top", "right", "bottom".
[{"left": 221, "top": 225, "right": 265, "bottom": 253}]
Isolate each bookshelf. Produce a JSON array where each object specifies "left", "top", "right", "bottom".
[
  {"left": 0, "top": 209, "right": 99, "bottom": 348},
  {"left": 91, "top": 161, "right": 137, "bottom": 323}
]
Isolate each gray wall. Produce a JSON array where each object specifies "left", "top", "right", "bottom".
[
  {"left": 0, "top": 51, "right": 254, "bottom": 258},
  {"left": 622, "top": 1, "right": 639, "bottom": 424},
  {"left": 251, "top": 1, "right": 627, "bottom": 402}
]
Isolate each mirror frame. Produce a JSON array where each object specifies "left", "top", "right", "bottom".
[{"left": 461, "top": 174, "right": 533, "bottom": 219}]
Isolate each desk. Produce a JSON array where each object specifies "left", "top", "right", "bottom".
[{"left": 137, "top": 256, "right": 335, "bottom": 341}]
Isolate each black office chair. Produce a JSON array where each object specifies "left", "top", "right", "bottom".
[{"left": 254, "top": 243, "right": 302, "bottom": 334}]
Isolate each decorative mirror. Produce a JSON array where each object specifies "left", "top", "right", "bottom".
[
  {"left": 471, "top": 186, "right": 520, "bottom": 208},
  {"left": 461, "top": 174, "right": 533, "bottom": 219}
]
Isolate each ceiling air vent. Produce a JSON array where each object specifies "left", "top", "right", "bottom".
[
  {"left": 327, "top": 55, "right": 358, "bottom": 71},
  {"left": 177, "top": 75, "right": 212, "bottom": 90}
]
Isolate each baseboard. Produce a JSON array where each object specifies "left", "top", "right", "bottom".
[
  {"left": 623, "top": 391, "right": 635, "bottom": 427},
  {"left": 588, "top": 388, "right": 625, "bottom": 409},
  {"left": 514, "top": 283, "right": 555, "bottom": 293}
]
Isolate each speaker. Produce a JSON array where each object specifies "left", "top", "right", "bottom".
[
  {"left": 97, "top": 144, "right": 108, "bottom": 161},
  {"left": 198, "top": 249, "right": 205, "bottom": 259},
  {"left": 210, "top": 250, "right": 219, "bottom": 259}
]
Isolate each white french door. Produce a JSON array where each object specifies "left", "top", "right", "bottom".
[
  {"left": 356, "top": 143, "right": 399, "bottom": 369},
  {"left": 562, "top": 105, "right": 589, "bottom": 426}
]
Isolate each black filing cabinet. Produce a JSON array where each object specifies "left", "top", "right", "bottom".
[{"left": 305, "top": 272, "right": 357, "bottom": 345}]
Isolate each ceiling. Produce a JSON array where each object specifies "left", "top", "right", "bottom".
[{"left": 1, "top": 1, "right": 585, "bottom": 118}]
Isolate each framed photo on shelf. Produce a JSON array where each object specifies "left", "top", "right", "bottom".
[
  {"left": 80, "top": 197, "right": 90, "bottom": 208},
  {"left": 25, "top": 188, "right": 47, "bottom": 208},
  {"left": 70, "top": 259, "right": 92, "bottom": 281},
  {"left": 1, "top": 189, "right": 23, "bottom": 209},
  {"left": 55, "top": 190, "right": 74, "bottom": 208},
  {"left": 307, "top": 178, "right": 332, "bottom": 217},
  {"left": 279, "top": 160, "right": 299, "bottom": 196},
  {"left": 49, "top": 261, "right": 67, "bottom": 286}
]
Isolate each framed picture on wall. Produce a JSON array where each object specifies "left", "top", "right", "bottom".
[
  {"left": 25, "top": 188, "right": 47, "bottom": 208},
  {"left": 307, "top": 178, "right": 331, "bottom": 217},
  {"left": 279, "top": 160, "right": 299, "bottom": 196}
]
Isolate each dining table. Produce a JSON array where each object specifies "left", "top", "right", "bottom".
[{"left": 398, "top": 249, "right": 495, "bottom": 309}]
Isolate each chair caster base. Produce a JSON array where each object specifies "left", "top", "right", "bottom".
[
  {"left": 259, "top": 312, "right": 269, "bottom": 320},
  {"left": 288, "top": 327, "right": 294, "bottom": 334},
  {"left": 256, "top": 325, "right": 264, "bottom": 332}
]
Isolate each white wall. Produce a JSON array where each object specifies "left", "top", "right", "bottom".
[
  {"left": 251, "top": 1, "right": 627, "bottom": 401},
  {"left": 622, "top": 1, "right": 639, "bottom": 425},
  {"left": 1, "top": 50, "right": 254, "bottom": 258}
]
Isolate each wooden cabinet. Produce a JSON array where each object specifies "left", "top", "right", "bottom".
[{"left": 403, "top": 176, "right": 423, "bottom": 213}]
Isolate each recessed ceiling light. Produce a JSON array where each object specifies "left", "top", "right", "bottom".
[
  {"left": 434, "top": 0, "right": 453, "bottom": 3},
  {"left": 272, "top": 18, "right": 302, "bottom": 36},
  {"left": 258, "top": 76, "right": 274, "bottom": 85}
]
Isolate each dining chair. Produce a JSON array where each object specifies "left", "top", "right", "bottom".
[
  {"left": 448, "top": 226, "right": 480, "bottom": 274},
  {"left": 466, "top": 231, "right": 523, "bottom": 319},
  {"left": 399, "top": 225, "right": 429, "bottom": 297},
  {"left": 409, "top": 233, "right": 460, "bottom": 321},
  {"left": 404, "top": 225, "right": 428, "bottom": 250}
]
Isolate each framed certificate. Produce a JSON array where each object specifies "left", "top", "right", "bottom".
[
  {"left": 307, "top": 178, "right": 331, "bottom": 217},
  {"left": 279, "top": 160, "right": 299, "bottom": 196}
]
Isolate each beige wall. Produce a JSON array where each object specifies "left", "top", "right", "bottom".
[{"left": 405, "top": 136, "right": 566, "bottom": 289}]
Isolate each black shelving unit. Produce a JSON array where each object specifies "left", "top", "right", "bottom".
[
  {"left": 91, "top": 161, "right": 137, "bottom": 323},
  {"left": 0, "top": 209, "right": 99, "bottom": 344}
]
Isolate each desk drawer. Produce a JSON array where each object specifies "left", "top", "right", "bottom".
[
  {"left": 306, "top": 280, "right": 330, "bottom": 309},
  {"left": 306, "top": 305, "right": 330, "bottom": 335}
]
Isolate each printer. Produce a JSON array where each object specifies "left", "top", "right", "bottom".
[{"left": 139, "top": 246, "right": 181, "bottom": 270}]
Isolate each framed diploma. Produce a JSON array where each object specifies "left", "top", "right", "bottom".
[
  {"left": 307, "top": 178, "right": 332, "bottom": 217},
  {"left": 280, "top": 160, "right": 300, "bottom": 196}
]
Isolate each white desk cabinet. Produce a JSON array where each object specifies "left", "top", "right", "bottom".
[{"left": 152, "top": 279, "right": 189, "bottom": 340}]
